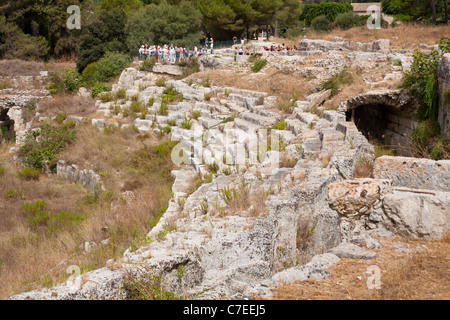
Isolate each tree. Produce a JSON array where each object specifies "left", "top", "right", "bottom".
[
  {"left": 77, "top": 8, "right": 128, "bottom": 72},
  {"left": 0, "top": 16, "right": 48, "bottom": 60},
  {"left": 431, "top": 0, "right": 437, "bottom": 24},
  {"left": 198, "top": 0, "right": 300, "bottom": 40},
  {"left": 125, "top": 1, "right": 204, "bottom": 51},
  {"left": 0, "top": 0, "right": 95, "bottom": 58}
]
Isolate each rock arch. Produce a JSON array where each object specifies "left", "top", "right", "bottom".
[{"left": 338, "top": 89, "right": 419, "bottom": 156}]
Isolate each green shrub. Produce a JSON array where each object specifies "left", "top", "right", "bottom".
[
  {"left": 0, "top": 164, "right": 5, "bottom": 176},
  {"left": 22, "top": 200, "right": 84, "bottom": 232},
  {"left": 91, "top": 82, "right": 112, "bottom": 98},
  {"left": 63, "top": 69, "right": 84, "bottom": 92},
  {"left": 403, "top": 38, "right": 450, "bottom": 122},
  {"left": 273, "top": 119, "right": 287, "bottom": 130},
  {"left": 130, "top": 101, "right": 144, "bottom": 113},
  {"left": 5, "top": 189, "right": 18, "bottom": 199},
  {"left": 191, "top": 110, "right": 201, "bottom": 120},
  {"left": 300, "top": 2, "right": 353, "bottom": 25},
  {"left": 161, "top": 85, "right": 183, "bottom": 103},
  {"left": 46, "top": 72, "right": 65, "bottom": 95},
  {"left": 19, "top": 124, "right": 76, "bottom": 170},
  {"left": 17, "top": 167, "right": 41, "bottom": 180},
  {"left": 180, "top": 116, "right": 192, "bottom": 129},
  {"left": 311, "top": 15, "right": 331, "bottom": 33},
  {"left": 98, "top": 92, "right": 113, "bottom": 102},
  {"left": 55, "top": 113, "right": 66, "bottom": 124},
  {"left": 158, "top": 101, "right": 169, "bottom": 116},
  {"left": 156, "top": 78, "right": 165, "bottom": 87},
  {"left": 167, "top": 118, "right": 177, "bottom": 126},
  {"left": 251, "top": 59, "right": 268, "bottom": 73},
  {"left": 115, "top": 88, "right": 127, "bottom": 100},
  {"left": 321, "top": 68, "right": 354, "bottom": 96},
  {"left": 81, "top": 62, "right": 99, "bottom": 86},
  {"left": 335, "top": 12, "right": 364, "bottom": 30},
  {"left": 139, "top": 57, "right": 156, "bottom": 71},
  {"left": 95, "top": 52, "right": 130, "bottom": 83}
]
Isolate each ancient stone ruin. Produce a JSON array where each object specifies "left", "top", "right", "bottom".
[{"left": 5, "top": 37, "right": 450, "bottom": 300}]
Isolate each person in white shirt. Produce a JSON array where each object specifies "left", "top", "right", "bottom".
[{"left": 139, "top": 45, "right": 144, "bottom": 60}]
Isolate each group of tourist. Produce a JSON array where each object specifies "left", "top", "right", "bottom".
[{"left": 138, "top": 43, "right": 214, "bottom": 62}]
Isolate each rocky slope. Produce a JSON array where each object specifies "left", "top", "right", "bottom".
[{"left": 6, "top": 38, "right": 450, "bottom": 300}]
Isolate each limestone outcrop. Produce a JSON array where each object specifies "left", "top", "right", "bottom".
[{"left": 7, "top": 42, "right": 450, "bottom": 300}]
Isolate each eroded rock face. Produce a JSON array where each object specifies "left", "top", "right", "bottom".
[
  {"left": 373, "top": 156, "right": 450, "bottom": 191},
  {"left": 327, "top": 179, "right": 392, "bottom": 240},
  {"left": 383, "top": 188, "right": 450, "bottom": 240},
  {"left": 298, "top": 39, "right": 390, "bottom": 53}
]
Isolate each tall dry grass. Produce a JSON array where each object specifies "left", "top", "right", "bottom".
[
  {"left": 276, "top": 24, "right": 450, "bottom": 49},
  {"left": 268, "top": 235, "right": 450, "bottom": 300},
  {"left": 0, "top": 59, "right": 75, "bottom": 77},
  {"left": 0, "top": 121, "right": 176, "bottom": 298}
]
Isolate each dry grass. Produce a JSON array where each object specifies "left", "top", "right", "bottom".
[
  {"left": 0, "top": 121, "right": 176, "bottom": 298},
  {"left": 0, "top": 59, "right": 75, "bottom": 77},
  {"left": 266, "top": 235, "right": 450, "bottom": 300},
  {"left": 191, "top": 66, "right": 315, "bottom": 97},
  {"left": 354, "top": 155, "right": 374, "bottom": 178},
  {"left": 276, "top": 24, "right": 450, "bottom": 49},
  {"left": 37, "top": 94, "right": 96, "bottom": 119}
]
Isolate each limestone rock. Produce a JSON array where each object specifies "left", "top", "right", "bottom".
[
  {"left": 373, "top": 156, "right": 450, "bottom": 191},
  {"left": 329, "top": 242, "right": 376, "bottom": 259},
  {"left": 382, "top": 188, "right": 450, "bottom": 240}
]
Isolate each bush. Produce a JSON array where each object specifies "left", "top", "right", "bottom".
[
  {"left": 300, "top": 2, "right": 353, "bottom": 25},
  {"left": 17, "top": 168, "right": 41, "bottom": 180},
  {"left": 311, "top": 15, "right": 331, "bottom": 33},
  {"left": 63, "top": 69, "right": 84, "bottom": 92},
  {"left": 19, "top": 124, "right": 76, "bottom": 170},
  {"left": 251, "top": 59, "right": 268, "bottom": 73},
  {"left": 0, "top": 16, "right": 49, "bottom": 61},
  {"left": 335, "top": 12, "right": 364, "bottom": 30},
  {"left": 321, "top": 68, "right": 354, "bottom": 96},
  {"left": 81, "top": 62, "right": 99, "bottom": 86},
  {"left": 91, "top": 82, "right": 112, "bottom": 98},
  {"left": 46, "top": 72, "right": 65, "bottom": 95},
  {"left": 139, "top": 57, "right": 156, "bottom": 71},
  {"left": 95, "top": 52, "right": 130, "bottom": 83}
]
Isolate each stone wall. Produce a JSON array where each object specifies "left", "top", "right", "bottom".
[
  {"left": 56, "top": 160, "right": 103, "bottom": 191},
  {"left": 438, "top": 53, "right": 450, "bottom": 138},
  {"left": 0, "top": 74, "right": 49, "bottom": 89}
]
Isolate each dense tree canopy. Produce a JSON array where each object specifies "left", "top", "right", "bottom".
[{"left": 0, "top": 0, "right": 447, "bottom": 64}]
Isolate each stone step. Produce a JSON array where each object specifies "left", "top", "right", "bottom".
[
  {"left": 242, "top": 111, "right": 276, "bottom": 127},
  {"left": 225, "top": 101, "right": 247, "bottom": 113},
  {"left": 296, "top": 111, "right": 318, "bottom": 125},
  {"left": 273, "top": 130, "right": 298, "bottom": 145},
  {"left": 301, "top": 137, "right": 322, "bottom": 157},
  {"left": 285, "top": 118, "right": 306, "bottom": 136},
  {"left": 198, "top": 116, "right": 222, "bottom": 129},
  {"left": 323, "top": 110, "right": 346, "bottom": 127},
  {"left": 234, "top": 118, "right": 261, "bottom": 132},
  {"left": 133, "top": 119, "right": 153, "bottom": 133},
  {"left": 305, "top": 89, "right": 332, "bottom": 106},
  {"left": 320, "top": 127, "right": 345, "bottom": 143}
]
